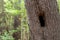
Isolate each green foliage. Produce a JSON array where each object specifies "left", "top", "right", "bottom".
[
  {"left": 0, "top": 0, "right": 29, "bottom": 40},
  {"left": 57, "top": 0, "right": 60, "bottom": 12},
  {"left": 0, "top": 31, "right": 14, "bottom": 40}
]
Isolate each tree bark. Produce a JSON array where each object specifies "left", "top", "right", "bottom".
[{"left": 25, "top": 0, "right": 60, "bottom": 40}]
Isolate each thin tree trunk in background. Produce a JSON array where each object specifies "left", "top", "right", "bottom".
[
  {"left": 14, "top": 15, "right": 21, "bottom": 30},
  {"left": 0, "top": 0, "right": 9, "bottom": 34},
  {"left": 25, "top": 0, "right": 60, "bottom": 40},
  {"left": 12, "top": 31, "right": 21, "bottom": 40},
  {"left": 0, "top": 0, "right": 5, "bottom": 34},
  {"left": 0, "top": 0, "right": 4, "bottom": 13}
]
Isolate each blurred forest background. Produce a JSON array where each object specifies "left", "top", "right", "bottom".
[{"left": 0, "top": 0, "right": 60, "bottom": 40}]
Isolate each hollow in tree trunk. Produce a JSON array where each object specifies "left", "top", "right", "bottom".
[{"left": 25, "top": 0, "right": 60, "bottom": 40}]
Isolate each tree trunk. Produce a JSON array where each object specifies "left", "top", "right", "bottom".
[
  {"left": 13, "top": 15, "right": 21, "bottom": 30},
  {"left": 0, "top": 0, "right": 4, "bottom": 13},
  {"left": 25, "top": 0, "right": 60, "bottom": 40}
]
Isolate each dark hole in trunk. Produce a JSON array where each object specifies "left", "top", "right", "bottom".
[{"left": 39, "top": 16, "right": 45, "bottom": 27}]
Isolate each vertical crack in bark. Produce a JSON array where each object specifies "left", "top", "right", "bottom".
[
  {"left": 29, "top": 29, "right": 35, "bottom": 40},
  {"left": 42, "top": 31, "right": 46, "bottom": 40},
  {"left": 35, "top": 0, "right": 46, "bottom": 40},
  {"left": 39, "top": 15, "right": 45, "bottom": 27}
]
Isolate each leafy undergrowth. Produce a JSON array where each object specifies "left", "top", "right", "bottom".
[{"left": 0, "top": 0, "right": 29, "bottom": 40}]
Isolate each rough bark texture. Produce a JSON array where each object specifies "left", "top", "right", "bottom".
[{"left": 25, "top": 0, "right": 60, "bottom": 40}]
